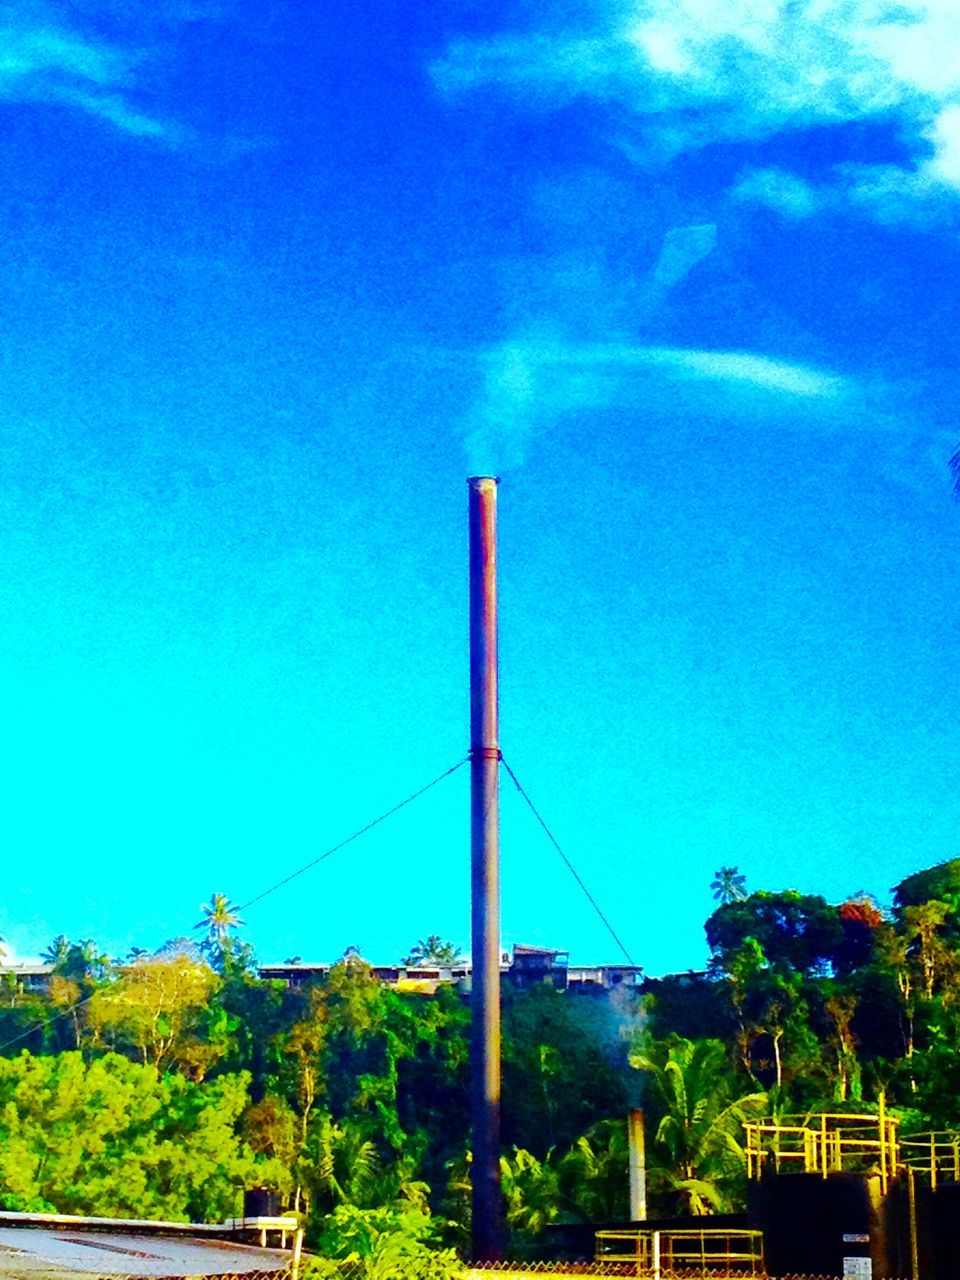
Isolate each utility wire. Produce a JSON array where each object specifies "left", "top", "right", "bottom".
[
  {"left": 0, "top": 757, "right": 469, "bottom": 1058},
  {"left": 501, "top": 755, "right": 637, "bottom": 967},
  {"left": 237, "top": 756, "right": 469, "bottom": 913},
  {"left": 0, "top": 982, "right": 100, "bottom": 1057},
  {"left": 2, "top": 755, "right": 631, "bottom": 1053}
]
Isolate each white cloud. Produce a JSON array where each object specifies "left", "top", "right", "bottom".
[
  {"left": 65, "top": 90, "right": 176, "bottom": 139},
  {"left": 929, "top": 103, "right": 960, "bottom": 186},
  {"left": 733, "top": 106, "right": 960, "bottom": 226},
  {"left": 0, "top": 27, "right": 124, "bottom": 84},
  {"left": 650, "top": 223, "right": 717, "bottom": 287},
  {"left": 732, "top": 168, "right": 827, "bottom": 218},
  {"left": 0, "top": 13, "right": 175, "bottom": 140},
  {"left": 432, "top": 0, "right": 960, "bottom": 220}
]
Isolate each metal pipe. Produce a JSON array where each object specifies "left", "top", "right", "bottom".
[
  {"left": 468, "top": 476, "right": 503, "bottom": 1262},
  {"left": 908, "top": 1166, "right": 919, "bottom": 1280},
  {"left": 628, "top": 1108, "right": 647, "bottom": 1221}
]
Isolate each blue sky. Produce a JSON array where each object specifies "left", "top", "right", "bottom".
[{"left": 2, "top": 0, "right": 960, "bottom": 974}]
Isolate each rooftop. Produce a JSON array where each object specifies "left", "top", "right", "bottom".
[{"left": 0, "top": 1212, "right": 297, "bottom": 1279}]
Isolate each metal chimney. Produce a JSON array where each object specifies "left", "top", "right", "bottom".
[{"left": 468, "top": 476, "right": 503, "bottom": 1262}]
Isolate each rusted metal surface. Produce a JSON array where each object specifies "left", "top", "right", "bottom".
[
  {"left": 468, "top": 476, "right": 503, "bottom": 1263},
  {"left": 0, "top": 1228, "right": 291, "bottom": 1276}
]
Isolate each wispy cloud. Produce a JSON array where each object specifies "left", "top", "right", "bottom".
[
  {"left": 642, "top": 347, "right": 845, "bottom": 397},
  {"left": 0, "top": 11, "right": 176, "bottom": 140},
  {"left": 478, "top": 341, "right": 845, "bottom": 396},
  {"left": 432, "top": 0, "right": 960, "bottom": 222},
  {"left": 733, "top": 104, "right": 960, "bottom": 226},
  {"left": 463, "top": 338, "right": 847, "bottom": 471}
]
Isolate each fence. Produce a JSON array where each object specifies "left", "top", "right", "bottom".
[
  {"left": 0, "top": 1266, "right": 919, "bottom": 1280},
  {"left": 0, "top": 1271, "right": 292, "bottom": 1280}
]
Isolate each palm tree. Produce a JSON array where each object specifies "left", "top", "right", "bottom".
[
  {"left": 558, "top": 1119, "right": 630, "bottom": 1222},
  {"left": 631, "top": 1035, "right": 765, "bottom": 1214},
  {"left": 42, "top": 936, "right": 71, "bottom": 968},
  {"left": 500, "top": 1147, "right": 562, "bottom": 1236},
  {"left": 402, "top": 936, "right": 462, "bottom": 966},
  {"left": 195, "top": 893, "right": 244, "bottom": 946},
  {"left": 711, "top": 866, "right": 748, "bottom": 905}
]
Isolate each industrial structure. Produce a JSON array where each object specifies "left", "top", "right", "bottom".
[{"left": 468, "top": 476, "right": 502, "bottom": 1262}]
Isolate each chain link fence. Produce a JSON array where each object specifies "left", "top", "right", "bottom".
[
  {"left": 0, "top": 1268, "right": 912, "bottom": 1280},
  {"left": 0, "top": 1271, "right": 293, "bottom": 1280},
  {"left": 0, "top": 1258, "right": 907, "bottom": 1280}
]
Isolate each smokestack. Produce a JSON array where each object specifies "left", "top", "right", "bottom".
[
  {"left": 628, "top": 1108, "right": 647, "bottom": 1221},
  {"left": 468, "top": 476, "right": 503, "bottom": 1262}
]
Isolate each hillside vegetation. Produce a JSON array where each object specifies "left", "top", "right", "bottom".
[{"left": 3, "top": 860, "right": 960, "bottom": 1265}]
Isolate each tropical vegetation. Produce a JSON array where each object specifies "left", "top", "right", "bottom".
[{"left": 3, "top": 857, "right": 960, "bottom": 1263}]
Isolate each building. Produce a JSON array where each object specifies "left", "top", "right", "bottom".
[
  {"left": 0, "top": 963, "right": 53, "bottom": 995},
  {"left": 259, "top": 946, "right": 643, "bottom": 993}
]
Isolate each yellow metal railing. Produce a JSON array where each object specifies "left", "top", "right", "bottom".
[
  {"left": 744, "top": 1109, "right": 901, "bottom": 1192},
  {"left": 595, "top": 1228, "right": 765, "bottom": 1278},
  {"left": 901, "top": 1132, "right": 960, "bottom": 1189}
]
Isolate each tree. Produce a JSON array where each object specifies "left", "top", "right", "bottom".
[
  {"left": 308, "top": 1203, "right": 464, "bottom": 1280},
  {"left": 500, "top": 1147, "right": 562, "bottom": 1239},
  {"left": 904, "top": 901, "right": 954, "bottom": 1002},
  {"left": 86, "top": 955, "right": 226, "bottom": 1077},
  {"left": 402, "top": 938, "right": 462, "bottom": 967},
  {"left": 41, "top": 936, "right": 71, "bottom": 968},
  {"left": 711, "top": 867, "right": 747, "bottom": 906},
  {"left": 706, "top": 890, "right": 843, "bottom": 976},
  {"left": 0, "top": 1051, "right": 280, "bottom": 1220},
  {"left": 557, "top": 1118, "right": 630, "bottom": 1223},
  {"left": 894, "top": 859, "right": 960, "bottom": 918},
  {"left": 501, "top": 985, "right": 629, "bottom": 1157},
  {"left": 836, "top": 895, "right": 883, "bottom": 973},
  {"left": 824, "top": 991, "right": 861, "bottom": 1102},
  {"left": 195, "top": 895, "right": 253, "bottom": 977},
  {"left": 48, "top": 975, "right": 83, "bottom": 1050},
  {"left": 196, "top": 893, "right": 244, "bottom": 947},
  {"left": 630, "top": 1036, "right": 765, "bottom": 1215}
]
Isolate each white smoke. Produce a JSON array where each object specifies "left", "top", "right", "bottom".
[
  {"left": 463, "top": 222, "right": 722, "bottom": 472},
  {"left": 462, "top": 338, "right": 846, "bottom": 473}
]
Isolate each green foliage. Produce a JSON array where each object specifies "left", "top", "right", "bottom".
[
  {"left": 402, "top": 938, "right": 463, "bottom": 966},
  {"left": 894, "top": 859, "right": 960, "bottom": 919},
  {"left": 630, "top": 1035, "right": 766, "bottom": 1215},
  {"left": 305, "top": 1204, "right": 464, "bottom": 1280},
  {"left": 556, "top": 1117, "right": 630, "bottom": 1223},
  {"left": 501, "top": 985, "right": 630, "bottom": 1156},
  {"left": 86, "top": 955, "right": 229, "bottom": 1078},
  {"left": 11, "top": 855, "right": 960, "bottom": 1244},
  {"left": 500, "top": 1147, "right": 562, "bottom": 1237},
  {"left": 706, "top": 890, "right": 843, "bottom": 976},
  {"left": 642, "top": 972, "right": 735, "bottom": 1042},
  {"left": 0, "top": 1052, "right": 282, "bottom": 1219}
]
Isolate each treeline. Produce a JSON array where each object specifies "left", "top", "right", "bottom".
[
  {"left": 2, "top": 859, "right": 960, "bottom": 1269},
  {"left": 0, "top": 912, "right": 629, "bottom": 1268}
]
